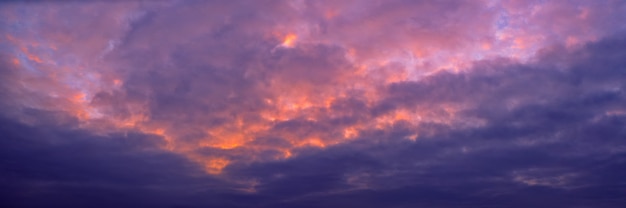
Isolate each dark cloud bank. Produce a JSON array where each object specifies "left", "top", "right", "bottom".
[{"left": 1, "top": 26, "right": 626, "bottom": 207}]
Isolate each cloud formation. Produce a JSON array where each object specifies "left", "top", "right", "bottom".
[{"left": 1, "top": 0, "right": 625, "bottom": 207}]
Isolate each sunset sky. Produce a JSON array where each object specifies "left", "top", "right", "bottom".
[{"left": 1, "top": 0, "right": 626, "bottom": 207}]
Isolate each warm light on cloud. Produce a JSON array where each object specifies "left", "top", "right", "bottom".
[
  {"left": 11, "top": 57, "right": 20, "bottom": 66},
  {"left": 204, "top": 157, "right": 231, "bottom": 175},
  {"left": 281, "top": 33, "right": 297, "bottom": 47}
]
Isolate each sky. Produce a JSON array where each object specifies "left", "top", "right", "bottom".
[{"left": 1, "top": 0, "right": 626, "bottom": 207}]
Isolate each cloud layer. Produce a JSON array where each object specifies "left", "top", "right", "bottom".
[{"left": 1, "top": 0, "right": 625, "bottom": 207}]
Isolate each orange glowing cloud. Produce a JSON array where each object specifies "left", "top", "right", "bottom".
[
  {"left": 11, "top": 57, "right": 20, "bottom": 66},
  {"left": 281, "top": 33, "right": 297, "bottom": 47}
]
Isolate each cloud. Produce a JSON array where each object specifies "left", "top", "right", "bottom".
[
  {"left": 0, "top": 0, "right": 625, "bottom": 207},
  {"left": 223, "top": 33, "right": 626, "bottom": 207},
  {"left": 0, "top": 114, "right": 237, "bottom": 207}
]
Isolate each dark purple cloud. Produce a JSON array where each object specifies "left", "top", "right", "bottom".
[{"left": 1, "top": 0, "right": 626, "bottom": 207}]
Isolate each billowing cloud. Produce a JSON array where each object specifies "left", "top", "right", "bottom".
[{"left": 1, "top": 0, "right": 625, "bottom": 207}]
